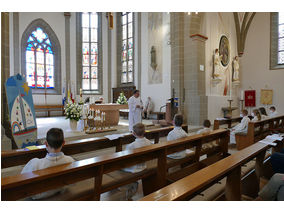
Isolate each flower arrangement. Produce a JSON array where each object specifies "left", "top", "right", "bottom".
[
  {"left": 64, "top": 102, "right": 82, "bottom": 121},
  {"left": 116, "top": 92, "right": 128, "bottom": 105}
]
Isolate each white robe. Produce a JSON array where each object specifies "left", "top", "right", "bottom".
[
  {"left": 269, "top": 111, "right": 278, "bottom": 118},
  {"left": 21, "top": 152, "right": 74, "bottom": 200},
  {"left": 123, "top": 137, "right": 153, "bottom": 173},
  {"left": 167, "top": 126, "right": 193, "bottom": 159},
  {"left": 128, "top": 96, "right": 143, "bottom": 132},
  {"left": 230, "top": 116, "right": 250, "bottom": 144}
]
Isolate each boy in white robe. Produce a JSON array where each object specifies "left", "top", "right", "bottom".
[
  {"left": 196, "top": 120, "right": 216, "bottom": 150},
  {"left": 167, "top": 114, "right": 192, "bottom": 159},
  {"left": 143, "top": 97, "right": 154, "bottom": 119},
  {"left": 269, "top": 106, "right": 278, "bottom": 118},
  {"left": 128, "top": 90, "right": 143, "bottom": 132},
  {"left": 230, "top": 109, "right": 250, "bottom": 144},
  {"left": 122, "top": 123, "right": 153, "bottom": 200},
  {"left": 21, "top": 128, "right": 74, "bottom": 200}
]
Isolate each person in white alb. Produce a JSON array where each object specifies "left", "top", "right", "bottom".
[
  {"left": 251, "top": 109, "right": 262, "bottom": 122},
  {"left": 196, "top": 119, "right": 216, "bottom": 150},
  {"left": 230, "top": 109, "right": 250, "bottom": 144},
  {"left": 167, "top": 114, "right": 192, "bottom": 159},
  {"left": 269, "top": 106, "right": 278, "bottom": 118},
  {"left": 128, "top": 90, "right": 143, "bottom": 132},
  {"left": 122, "top": 123, "right": 153, "bottom": 200},
  {"left": 21, "top": 128, "right": 74, "bottom": 200}
]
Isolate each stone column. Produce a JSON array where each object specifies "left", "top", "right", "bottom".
[
  {"left": 170, "top": 12, "right": 185, "bottom": 115},
  {"left": 1, "top": 12, "right": 16, "bottom": 149},
  {"left": 183, "top": 13, "right": 208, "bottom": 125},
  {"left": 13, "top": 12, "right": 20, "bottom": 74},
  {"left": 64, "top": 12, "right": 71, "bottom": 97}
]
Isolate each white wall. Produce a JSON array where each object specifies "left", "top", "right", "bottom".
[
  {"left": 203, "top": 12, "right": 240, "bottom": 122},
  {"left": 241, "top": 12, "right": 284, "bottom": 114},
  {"left": 140, "top": 12, "right": 171, "bottom": 112}
]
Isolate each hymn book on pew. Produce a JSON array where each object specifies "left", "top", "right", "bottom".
[{"left": 258, "top": 134, "right": 283, "bottom": 146}]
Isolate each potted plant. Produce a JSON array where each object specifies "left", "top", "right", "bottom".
[
  {"left": 116, "top": 92, "right": 128, "bottom": 105},
  {"left": 64, "top": 102, "right": 82, "bottom": 131}
]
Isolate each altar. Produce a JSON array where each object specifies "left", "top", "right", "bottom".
[{"left": 89, "top": 103, "right": 128, "bottom": 126}]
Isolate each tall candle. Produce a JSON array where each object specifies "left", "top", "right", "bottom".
[{"left": 240, "top": 90, "right": 244, "bottom": 100}]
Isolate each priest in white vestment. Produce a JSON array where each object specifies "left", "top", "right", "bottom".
[
  {"left": 230, "top": 109, "right": 250, "bottom": 144},
  {"left": 128, "top": 90, "right": 143, "bottom": 132}
]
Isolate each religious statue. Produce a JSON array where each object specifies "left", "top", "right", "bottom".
[
  {"left": 213, "top": 49, "right": 223, "bottom": 79},
  {"left": 150, "top": 46, "right": 157, "bottom": 71},
  {"left": 232, "top": 56, "right": 240, "bottom": 82}
]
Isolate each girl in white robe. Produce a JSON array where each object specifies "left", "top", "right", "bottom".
[
  {"left": 230, "top": 110, "right": 250, "bottom": 144},
  {"left": 128, "top": 90, "right": 143, "bottom": 132}
]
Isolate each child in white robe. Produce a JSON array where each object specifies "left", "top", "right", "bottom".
[
  {"left": 21, "top": 128, "right": 74, "bottom": 200},
  {"left": 167, "top": 114, "right": 192, "bottom": 159},
  {"left": 122, "top": 123, "right": 153, "bottom": 200},
  {"left": 269, "top": 106, "right": 278, "bottom": 118},
  {"left": 230, "top": 109, "right": 250, "bottom": 144},
  {"left": 197, "top": 120, "right": 216, "bottom": 150}
]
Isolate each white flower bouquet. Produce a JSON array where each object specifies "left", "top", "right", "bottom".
[{"left": 64, "top": 102, "right": 82, "bottom": 121}]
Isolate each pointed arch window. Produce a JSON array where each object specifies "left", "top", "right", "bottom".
[{"left": 25, "top": 27, "right": 55, "bottom": 89}]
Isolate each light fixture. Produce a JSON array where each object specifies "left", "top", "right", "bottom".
[{"left": 188, "top": 12, "right": 191, "bottom": 15}]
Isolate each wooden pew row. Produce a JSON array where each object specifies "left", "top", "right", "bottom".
[
  {"left": 1, "top": 125, "right": 188, "bottom": 169},
  {"left": 140, "top": 141, "right": 277, "bottom": 201},
  {"left": 235, "top": 115, "right": 284, "bottom": 150},
  {"left": 1, "top": 129, "right": 229, "bottom": 201},
  {"left": 34, "top": 105, "right": 64, "bottom": 117},
  {"left": 213, "top": 117, "right": 242, "bottom": 130}
]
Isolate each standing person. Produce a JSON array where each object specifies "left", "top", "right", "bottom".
[
  {"left": 128, "top": 90, "right": 143, "bottom": 132},
  {"left": 143, "top": 97, "right": 154, "bottom": 119},
  {"left": 230, "top": 109, "right": 250, "bottom": 144}
]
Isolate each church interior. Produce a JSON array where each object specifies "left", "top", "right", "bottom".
[{"left": 1, "top": 7, "right": 284, "bottom": 205}]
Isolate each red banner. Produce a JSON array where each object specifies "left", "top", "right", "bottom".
[{"left": 245, "top": 90, "right": 256, "bottom": 107}]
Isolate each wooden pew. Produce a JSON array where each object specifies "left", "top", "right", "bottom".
[
  {"left": 34, "top": 105, "right": 64, "bottom": 117},
  {"left": 1, "top": 129, "right": 229, "bottom": 201},
  {"left": 235, "top": 115, "right": 284, "bottom": 150},
  {"left": 140, "top": 141, "right": 276, "bottom": 201},
  {"left": 213, "top": 117, "right": 242, "bottom": 130},
  {"left": 1, "top": 125, "right": 188, "bottom": 168}
]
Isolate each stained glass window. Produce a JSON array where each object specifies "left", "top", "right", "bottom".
[
  {"left": 121, "top": 12, "right": 134, "bottom": 83},
  {"left": 25, "top": 27, "right": 54, "bottom": 88},
  {"left": 81, "top": 12, "right": 99, "bottom": 91},
  {"left": 278, "top": 12, "right": 284, "bottom": 64}
]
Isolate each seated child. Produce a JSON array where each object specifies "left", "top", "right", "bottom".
[
  {"left": 122, "top": 123, "right": 153, "bottom": 200},
  {"left": 196, "top": 120, "right": 216, "bottom": 150},
  {"left": 21, "top": 128, "right": 74, "bottom": 200},
  {"left": 251, "top": 109, "right": 262, "bottom": 122},
  {"left": 230, "top": 109, "right": 250, "bottom": 144},
  {"left": 196, "top": 119, "right": 211, "bottom": 134},
  {"left": 167, "top": 114, "right": 192, "bottom": 159},
  {"left": 269, "top": 106, "right": 278, "bottom": 118}
]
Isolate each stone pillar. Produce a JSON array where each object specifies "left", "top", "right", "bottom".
[
  {"left": 170, "top": 13, "right": 208, "bottom": 126},
  {"left": 1, "top": 12, "right": 15, "bottom": 149},
  {"left": 13, "top": 12, "right": 20, "bottom": 74},
  {"left": 170, "top": 13, "right": 185, "bottom": 115},
  {"left": 183, "top": 13, "right": 208, "bottom": 125},
  {"left": 64, "top": 12, "right": 71, "bottom": 97}
]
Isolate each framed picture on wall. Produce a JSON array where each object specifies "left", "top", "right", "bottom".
[
  {"left": 260, "top": 89, "right": 273, "bottom": 105},
  {"left": 219, "top": 35, "right": 230, "bottom": 67}
]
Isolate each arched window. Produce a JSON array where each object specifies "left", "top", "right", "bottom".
[
  {"left": 25, "top": 27, "right": 54, "bottom": 88},
  {"left": 76, "top": 12, "right": 102, "bottom": 94},
  {"left": 21, "top": 19, "right": 61, "bottom": 94},
  {"left": 117, "top": 12, "right": 134, "bottom": 86},
  {"left": 270, "top": 12, "right": 284, "bottom": 69}
]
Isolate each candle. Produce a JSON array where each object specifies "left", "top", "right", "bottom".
[{"left": 240, "top": 90, "right": 244, "bottom": 100}]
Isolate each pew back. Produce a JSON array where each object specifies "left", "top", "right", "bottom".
[
  {"left": 2, "top": 129, "right": 229, "bottom": 201},
  {"left": 1, "top": 125, "right": 188, "bottom": 168},
  {"left": 140, "top": 142, "right": 270, "bottom": 201}
]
